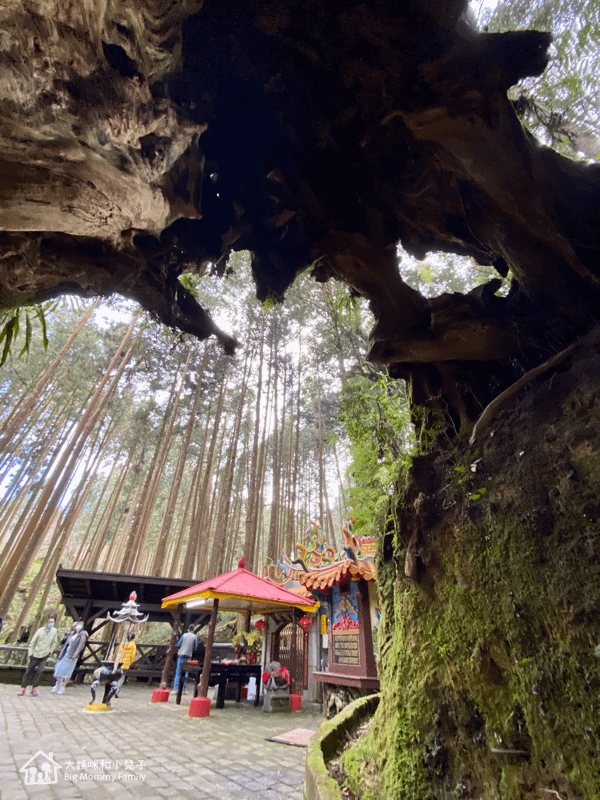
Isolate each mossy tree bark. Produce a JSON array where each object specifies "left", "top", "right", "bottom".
[{"left": 360, "top": 329, "right": 600, "bottom": 799}]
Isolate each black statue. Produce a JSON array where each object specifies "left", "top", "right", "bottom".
[{"left": 90, "top": 665, "right": 123, "bottom": 706}]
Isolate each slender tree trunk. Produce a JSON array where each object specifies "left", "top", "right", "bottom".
[
  {"left": 0, "top": 415, "right": 75, "bottom": 565},
  {"left": 199, "top": 424, "right": 227, "bottom": 575},
  {"left": 168, "top": 458, "right": 200, "bottom": 577},
  {"left": 208, "top": 347, "right": 250, "bottom": 575},
  {"left": 77, "top": 447, "right": 127, "bottom": 569},
  {"left": 223, "top": 419, "right": 251, "bottom": 570},
  {"left": 104, "top": 479, "right": 143, "bottom": 572},
  {"left": 189, "top": 372, "right": 227, "bottom": 578},
  {"left": 223, "top": 458, "right": 246, "bottom": 571},
  {"left": 247, "top": 321, "right": 275, "bottom": 571},
  {"left": 267, "top": 329, "right": 281, "bottom": 564},
  {"left": 122, "top": 347, "right": 193, "bottom": 573},
  {"left": 286, "top": 343, "right": 302, "bottom": 553},
  {"left": 0, "top": 298, "right": 100, "bottom": 449},
  {"left": 9, "top": 420, "right": 111, "bottom": 635},
  {"left": 0, "top": 386, "right": 61, "bottom": 488},
  {"left": 120, "top": 386, "right": 178, "bottom": 572},
  {"left": 251, "top": 347, "right": 276, "bottom": 571},
  {"left": 151, "top": 346, "right": 207, "bottom": 575},
  {"left": 277, "top": 354, "right": 289, "bottom": 553},
  {"left": 0, "top": 396, "right": 83, "bottom": 565},
  {"left": 334, "top": 442, "right": 349, "bottom": 537},
  {"left": 322, "top": 465, "right": 336, "bottom": 549},
  {"left": 172, "top": 403, "right": 211, "bottom": 576},
  {"left": 0, "top": 315, "right": 139, "bottom": 617},
  {"left": 243, "top": 311, "right": 265, "bottom": 567},
  {"left": 321, "top": 283, "right": 348, "bottom": 387},
  {"left": 315, "top": 374, "right": 334, "bottom": 540}
]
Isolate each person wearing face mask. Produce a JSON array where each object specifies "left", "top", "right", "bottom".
[
  {"left": 52, "top": 622, "right": 88, "bottom": 695},
  {"left": 18, "top": 617, "right": 59, "bottom": 696}
]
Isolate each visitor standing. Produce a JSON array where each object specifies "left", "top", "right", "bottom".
[
  {"left": 18, "top": 617, "right": 59, "bottom": 696},
  {"left": 113, "top": 632, "right": 137, "bottom": 696},
  {"left": 52, "top": 621, "right": 78, "bottom": 690},
  {"left": 172, "top": 625, "right": 198, "bottom": 694},
  {"left": 53, "top": 622, "right": 88, "bottom": 694}
]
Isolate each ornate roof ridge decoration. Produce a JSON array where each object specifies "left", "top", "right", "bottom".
[
  {"left": 106, "top": 591, "right": 149, "bottom": 624},
  {"left": 264, "top": 516, "right": 377, "bottom": 592},
  {"left": 299, "top": 559, "right": 376, "bottom": 592}
]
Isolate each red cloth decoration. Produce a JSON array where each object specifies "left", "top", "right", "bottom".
[{"left": 262, "top": 666, "right": 290, "bottom": 685}]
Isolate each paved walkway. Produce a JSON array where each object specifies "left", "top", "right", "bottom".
[{"left": 0, "top": 681, "right": 322, "bottom": 800}]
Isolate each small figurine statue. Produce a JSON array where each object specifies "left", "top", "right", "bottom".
[
  {"left": 262, "top": 661, "right": 290, "bottom": 691},
  {"left": 261, "top": 661, "right": 291, "bottom": 712}
]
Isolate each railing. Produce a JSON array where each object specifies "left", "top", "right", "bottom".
[
  {"left": 131, "top": 643, "right": 169, "bottom": 675},
  {"left": 76, "top": 641, "right": 171, "bottom": 681},
  {"left": 77, "top": 640, "right": 110, "bottom": 673},
  {"left": 0, "top": 644, "right": 57, "bottom": 677},
  {"left": 0, "top": 645, "right": 30, "bottom": 667},
  {"left": 0, "top": 641, "right": 173, "bottom": 682}
]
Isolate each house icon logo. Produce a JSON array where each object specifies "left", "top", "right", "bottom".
[{"left": 19, "top": 751, "right": 61, "bottom": 785}]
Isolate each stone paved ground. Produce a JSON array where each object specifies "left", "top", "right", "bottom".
[{"left": 0, "top": 681, "right": 322, "bottom": 800}]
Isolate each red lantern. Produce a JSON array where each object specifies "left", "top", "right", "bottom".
[
  {"left": 299, "top": 615, "right": 312, "bottom": 633},
  {"left": 254, "top": 618, "right": 266, "bottom": 631}
]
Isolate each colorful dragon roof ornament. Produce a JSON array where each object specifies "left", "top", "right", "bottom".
[{"left": 264, "top": 516, "right": 377, "bottom": 593}]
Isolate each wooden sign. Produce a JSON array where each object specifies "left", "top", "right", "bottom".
[{"left": 332, "top": 630, "right": 360, "bottom": 665}]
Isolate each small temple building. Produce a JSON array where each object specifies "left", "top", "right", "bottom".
[{"left": 264, "top": 517, "right": 379, "bottom": 715}]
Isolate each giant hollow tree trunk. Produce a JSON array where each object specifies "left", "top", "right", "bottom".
[
  {"left": 362, "top": 327, "right": 600, "bottom": 800},
  {"left": 1, "top": 1, "right": 600, "bottom": 796}
]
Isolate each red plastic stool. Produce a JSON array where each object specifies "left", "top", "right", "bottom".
[
  {"left": 290, "top": 693, "right": 302, "bottom": 711},
  {"left": 188, "top": 696, "right": 211, "bottom": 717},
  {"left": 151, "top": 688, "right": 170, "bottom": 703}
]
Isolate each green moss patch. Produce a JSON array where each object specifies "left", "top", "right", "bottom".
[{"left": 353, "top": 344, "right": 600, "bottom": 799}]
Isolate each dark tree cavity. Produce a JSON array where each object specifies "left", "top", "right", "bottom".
[{"left": 1, "top": 0, "right": 599, "bottom": 432}]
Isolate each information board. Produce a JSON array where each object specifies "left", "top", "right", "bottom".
[{"left": 332, "top": 631, "right": 361, "bottom": 665}]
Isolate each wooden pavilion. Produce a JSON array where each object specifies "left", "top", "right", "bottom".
[{"left": 55, "top": 568, "right": 211, "bottom": 681}]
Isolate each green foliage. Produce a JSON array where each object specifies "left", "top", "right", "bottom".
[
  {"left": 400, "top": 252, "right": 501, "bottom": 298},
  {"left": 177, "top": 274, "right": 198, "bottom": 293},
  {"left": 451, "top": 464, "right": 469, "bottom": 484},
  {"left": 336, "top": 373, "right": 413, "bottom": 536},
  {"left": 468, "top": 486, "right": 487, "bottom": 502},
  {"left": 261, "top": 297, "right": 277, "bottom": 313},
  {"left": 232, "top": 628, "right": 263, "bottom": 655},
  {"left": 480, "top": 0, "right": 600, "bottom": 160},
  {"left": 327, "top": 288, "right": 362, "bottom": 325},
  {"left": 0, "top": 305, "right": 50, "bottom": 366}
]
